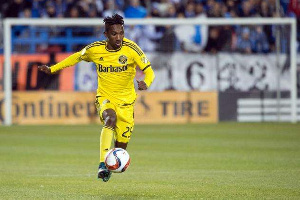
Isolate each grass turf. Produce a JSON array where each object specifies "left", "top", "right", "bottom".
[{"left": 0, "top": 123, "right": 300, "bottom": 199}]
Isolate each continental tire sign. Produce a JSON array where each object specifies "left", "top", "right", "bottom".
[
  {"left": 135, "top": 91, "right": 218, "bottom": 124},
  {"left": 0, "top": 92, "right": 98, "bottom": 125},
  {"left": 0, "top": 91, "right": 218, "bottom": 124}
]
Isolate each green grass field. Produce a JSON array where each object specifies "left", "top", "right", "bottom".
[{"left": 0, "top": 123, "right": 300, "bottom": 199}]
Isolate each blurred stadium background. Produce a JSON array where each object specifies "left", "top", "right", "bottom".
[
  {"left": 0, "top": 0, "right": 300, "bottom": 199},
  {"left": 0, "top": 0, "right": 299, "bottom": 124}
]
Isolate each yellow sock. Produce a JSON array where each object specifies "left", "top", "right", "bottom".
[{"left": 100, "top": 126, "right": 114, "bottom": 163}]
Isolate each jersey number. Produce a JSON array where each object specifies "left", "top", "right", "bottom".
[{"left": 122, "top": 126, "right": 133, "bottom": 138}]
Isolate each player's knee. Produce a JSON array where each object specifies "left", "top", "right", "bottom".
[
  {"left": 115, "top": 141, "right": 128, "bottom": 149},
  {"left": 103, "top": 109, "right": 117, "bottom": 129},
  {"left": 104, "top": 115, "right": 116, "bottom": 129}
]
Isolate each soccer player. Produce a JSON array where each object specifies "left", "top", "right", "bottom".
[{"left": 38, "top": 14, "right": 155, "bottom": 182}]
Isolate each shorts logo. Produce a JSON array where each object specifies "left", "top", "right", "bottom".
[
  {"left": 141, "top": 57, "right": 148, "bottom": 64},
  {"left": 119, "top": 55, "right": 127, "bottom": 64}
]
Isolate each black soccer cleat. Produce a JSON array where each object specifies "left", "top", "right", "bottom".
[{"left": 98, "top": 162, "right": 112, "bottom": 182}]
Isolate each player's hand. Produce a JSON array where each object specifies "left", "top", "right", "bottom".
[
  {"left": 137, "top": 80, "right": 148, "bottom": 90},
  {"left": 38, "top": 65, "right": 52, "bottom": 74}
]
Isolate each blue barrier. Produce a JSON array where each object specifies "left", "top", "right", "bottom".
[{"left": 12, "top": 26, "right": 105, "bottom": 53}]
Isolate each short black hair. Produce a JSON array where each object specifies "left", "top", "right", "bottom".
[{"left": 103, "top": 14, "right": 124, "bottom": 32}]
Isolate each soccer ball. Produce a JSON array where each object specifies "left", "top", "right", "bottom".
[{"left": 105, "top": 148, "right": 131, "bottom": 173}]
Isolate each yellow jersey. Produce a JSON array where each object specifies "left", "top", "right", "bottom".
[{"left": 50, "top": 38, "right": 155, "bottom": 105}]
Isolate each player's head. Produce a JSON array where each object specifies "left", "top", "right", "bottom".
[{"left": 103, "top": 14, "right": 124, "bottom": 50}]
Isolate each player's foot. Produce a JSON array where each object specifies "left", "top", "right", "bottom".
[{"left": 98, "top": 162, "right": 112, "bottom": 182}]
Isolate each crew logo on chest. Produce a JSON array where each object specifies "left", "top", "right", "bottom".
[{"left": 118, "top": 55, "right": 128, "bottom": 65}]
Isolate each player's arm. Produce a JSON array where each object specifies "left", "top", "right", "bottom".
[
  {"left": 38, "top": 46, "right": 91, "bottom": 74},
  {"left": 137, "top": 66, "right": 155, "bottom": 90},
  {"left": 38, "top": 52, "right": 82, "bottom": 74},
  {"left": 131, "top": 44, "right": 155, "bottom": 90}
]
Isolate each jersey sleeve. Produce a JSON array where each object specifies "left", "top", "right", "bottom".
[
  {"left": 131, "top": 43, "right": 155, "bottom": 87},
  {"left": 50, "top": 43, "right": 94, "bottom": 73},
  {"left": 80, "top": 41, "right": 105, "bottom": 62},
  {"left": 79, "top": 46, "right": 92, "bottom": 62},
  {"left": 132, "top": 45, "right": 151, "bottom": 72},
  {"left": 50, "top": 51, "right": 82, "bottom": 73},
  {"left": 143, "top": 65, "right": 155, "bottom": 87}
]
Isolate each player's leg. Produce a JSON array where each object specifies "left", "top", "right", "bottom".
[
  {"left": 98, "top": 108, "right": 116, "bottom": 182},
  {"left": 115, "top": 141, "right": 128, "bottom": 149},
  {"left": 114, "top": 104, "right": 134, "bottom": 151},
  {"left": 100, "top": 108, "right": 116, "bottom": 162},
  {"left": 95, "top": 97, "right": 116, "bottom": 182}
]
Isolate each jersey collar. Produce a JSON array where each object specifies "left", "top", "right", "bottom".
[{"left": 105, "top": 41, "right": 122, "bottom": 52}]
